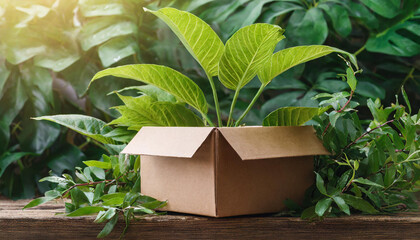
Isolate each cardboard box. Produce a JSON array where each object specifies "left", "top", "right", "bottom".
[{"left": 122, "top": 126, "right": 329, "bottom": 217}]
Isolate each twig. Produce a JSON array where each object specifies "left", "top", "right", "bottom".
[
  {"left": 344, "top": 119, "right": 395, "bottom": 150},
  {"left": 63, "top": 180, "right": 113, "bottom": 197}
]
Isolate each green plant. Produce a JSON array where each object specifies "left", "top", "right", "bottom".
[
  {"left": 25, "top": 153, "right": 166, "bottom": 238},
  {"left": 300, "top": 85, "right": 420, "bottom": 219},
  {"left": 26, "top": 7, "right": 420, "bottom": 238},
  {"left": 87, "top": 7, "right": 356, "bottom": 128},
  {"left": 151, "top": 0, "right": 419, "bottom": 124}
]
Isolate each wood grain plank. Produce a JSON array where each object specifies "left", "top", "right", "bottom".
[{"left": 0, "top": 199, "right": 419, "bottom": 239}]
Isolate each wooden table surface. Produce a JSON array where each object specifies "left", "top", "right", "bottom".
[{"left": 1, "top": 199, "right": 420, "bottom": 239}]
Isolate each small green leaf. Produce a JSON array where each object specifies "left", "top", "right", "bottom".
[
  {"left": 67, "top": 206, "right": 105, "bottom": 217},
  {"left": 263, "top": 107, "right": 324, "bottom": 126},
  {"left": 39, "top": 176, "right": 70, "bottom": 184},
  {"left": 341, "top": 194, "right": 378, "bottom": 214},
  {"left": 97, "top": 212, "right": 119, "bottom": 238},
  {"left": 93, "top": 182, "right": 105, "bottom": 204},
  {"left": 353, "top": 178, "right": 384, "bottom": 188},
  {"left": 301, "top": 206, "right": 317, "bottom": 220},
  {"left": 315, "top": 198, "right": 332, "bottom": 216},
  {"left": 83, "top": 160, "right": 112, "bottom": 170},
  {"left": 333, "top": 196, "right": 350, "bottom": 215},
  {"left": 337, "top": 170, "right": 352, "bottom": 190},
  {"left": 94, "top": 208, "right": 117, "bottom": 223},
  {"left": 401, "top": 87, "right": 411, "bottom": 114},
  {"left": 346, "top": 68, "right": 357, "bottom": 92},
  {"left": 384, "top": 166, "right": 397, "bottom": 187},
  {"left": 315, "top": 172, "right": 328, "bottom": 196},
  {"left": 23, "top": 190, "right": 61, "bottom": 209}
]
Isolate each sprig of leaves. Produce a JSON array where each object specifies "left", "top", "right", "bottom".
[
  {"left": 295, "top": 67, "right": 420, "bottom": 219},
  {"left": 24, "top": 154, "right": 166, "bottom": 238}
]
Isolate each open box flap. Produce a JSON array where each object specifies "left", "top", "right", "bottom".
[
  {"left": 218, "top": 126, "right": 330, "bottom": 160},
  {"left": 121, "top": 127, "right": 214, "bottom": 158}
]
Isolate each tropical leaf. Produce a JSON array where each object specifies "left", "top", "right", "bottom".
[
  {"left": 365, "top": 9, "right": 420, "bottom": 57},
  {"left": 109, "top": 94, "right": 204, "bottom": 130},
  {"left": 258, "top": 45, "right": 357, "bottom": 85},
  {"left": 33, "top": 115, "right": 116, "bottom": 144},
  {"left": 360, "top": 0, "right": 401, "bottom": 18},
  {"left": 263, "top": 107, "right": 325, "bottom": 126},
  {"left": 146, "top": 7, "right": 224, "bottom": 77},
  {"left": 218, "top": 23, "right": 285, "bottom": 90},
  {"left": 79, "top": 17, "right": 138, "bottom": 51},
  {"left": 285, "top": 8, "right": 328, "bottom": 45},
  {"left": 0, "top": 59, "right": 10, "bottom": 94},
  {"left": 89, "top": 64, "right": 208, "bottom": 115},
  {"left": 98, "top": 37, "right": 139, "bottom": 67}
]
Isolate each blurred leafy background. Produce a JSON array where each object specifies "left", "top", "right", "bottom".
[{"left": 0, "top": 0, "right": 419, "bottom": 199}]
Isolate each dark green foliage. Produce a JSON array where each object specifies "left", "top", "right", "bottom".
[{"left": 0, "top": 0, "right": 152, "bottom": 199}]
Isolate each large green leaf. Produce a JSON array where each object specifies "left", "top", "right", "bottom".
[
  {"left": 360, "top": 0, "right": 400, "bottom": 18},
  {"left": 0, "top": 59, "right": 10, "bottom": 94},
  {"left": 146, "top": 7, "right": 224, "bottom": 77},
  {"left": 365, "top": 10, "right": 420, "bottom": 57},
  {"left": 89, "top": 64, "right": 208, "bottom": 114},
  {"left": 33, "top": 50, "right": 80, "bottom": 72},
  {"left": 98, "top": 36, "right": 139, "bottom": 67},
  {"left": 259, "top": 45, "right": 357, "bottom": 85},
  {"left": 318, "top": 3, "right": 352, "bottom": 37},
  {"left": 0, "top": 152, "right": 34, "bottom": 178},
  {"left": 33, "top": 114, "right": 116, "bottom": 144},
  {"left": 0, "top": 77, "right": 28, "bottom": 152},
  {"left": 218, "top": 23, "right": 284, "bottom": 90},
  {"left": 263, "top": 107, "right": 325, "bottom": 126},
  {"left": 17, "top": 88, "right": 60, "bottom": 154},
  {"left": 79, "top": 17, "right": 138, "bottom": 51},
  {"left": 109, "top": 94, "right": 204, "bottom": 130},
  {"left": 286, "top": 8, "right": 328, "bottom": 45},
  {"left": 79, "top": 0, "right": 128, "bottom": 17}
]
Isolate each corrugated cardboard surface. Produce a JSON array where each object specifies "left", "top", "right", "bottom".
[
  {"left": 218, "top": 126, "right": 330, "bottom": 160},
  {"left": 215, "top": 130, "right": 314, "bottom": 217},
  {"left": 122, "top": 127, "right": 214, "bottom": 158},
  {"left": 140, "top": 133, "right": 217, "bottom": 217}
]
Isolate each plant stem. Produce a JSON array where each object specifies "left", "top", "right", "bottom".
[
  {"left": 354, "top": 44, "right": 366, "bottom": 56},
  {"left": 235, "top": 84, "right": 265, "bottom": 127},
  {"left": 206, "top": 73, "right": 222, "bottom": 127},
  {"left": 344, "top": 119, "right": 394, "bottom": 150},
  {"left": 398, "top": 67, "right": 415, "bottom": 93},
  {"left": 227, "top": 89, "right": 241, "bottom": 127},
  {"left": 202, "top": 113, "right": 215, "bottom": 127}
]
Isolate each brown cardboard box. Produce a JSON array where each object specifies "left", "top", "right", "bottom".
[{"left": 122, "top": 126, "right": 329, "bottom": 217}]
